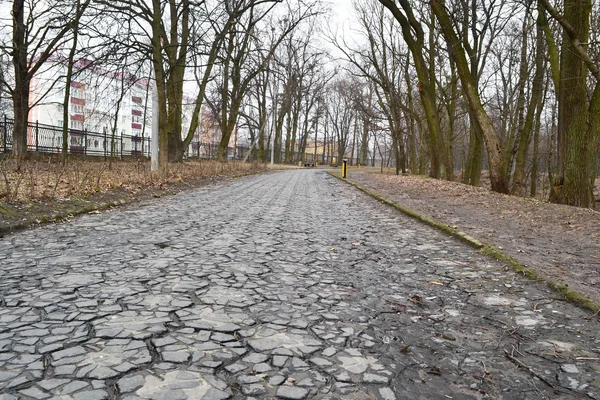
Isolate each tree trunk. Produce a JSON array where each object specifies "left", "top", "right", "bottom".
[
  {"left": 62, "top": 1, "right": 82, "bottom": 163},
  {"left": 11, "top": 0, "right": 28, "bottom": 160},
  {"left": 464, "top": 124, "right": 483, "bottom": 186},
  {"left": 431, "top": 0, "right": 509, "bottom": 193},
  {"left": 512, "top": 5, "right": 545, "bottom": 195},
  {"left": 549, "top": 0, "right": 593, "bottom": 207},
  {"left": 530, "top": 92, "right": 543, "bottom": 198},
  {"left": 12, "top": 84, "right": 29, "bottom": 159}
]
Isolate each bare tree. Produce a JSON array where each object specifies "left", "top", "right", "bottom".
[
  {"left": 8, "top": 0, "right": 90, "bottom": 160},
  {"left": 211, "top": 1, "right": 321, "bottom": 160},
  {"left": 539, "top": 0, "right": 599, "bottom": 207},
  {"left": 326, "top": 76, "right": 356, "bottom": 164},
  {"left": 431, "top": 0, "right": 509, "bottom": 193},
  {"left": 377, "top": 0, "right": 450, "bottom": 180}
]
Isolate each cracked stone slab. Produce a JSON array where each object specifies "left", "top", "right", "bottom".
[
  {"left": 51, "top": 338, "right": 151, "bottom": 380},
  {"left": 247, "top": 327, "right": 323, "bottom": 355},
  {"left": 127, "top": 370, "right": 231, "bottom": 399},
  {"left": 92, "top": 311, "right": 170, "bottom": 339}
]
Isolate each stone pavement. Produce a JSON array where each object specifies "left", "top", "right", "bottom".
[{"left": 0, "top": 169, "right": 599, "bottom": 400}]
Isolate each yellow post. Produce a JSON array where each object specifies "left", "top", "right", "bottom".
[{"left": 342, "top": 159, "right": 348, "bottom": 178}]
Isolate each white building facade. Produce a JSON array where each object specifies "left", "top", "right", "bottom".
[{"left": 28, "top": 58, "right": 152, "bottom": 156}]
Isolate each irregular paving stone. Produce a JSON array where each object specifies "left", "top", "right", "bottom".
[
  {"left": 269, "top": 375, "right": 286, "bottom": 386},
  {"left": 248, "top": 329, "right": 322, "bottom": 354},
  {"left": 72, "top": 389, "right": 108, "bottom": 400},
  {"left": 51, "top": 339, "right": 151, "bottom": 380},
  {"left": 118, "top": 374, "right": 146, "bottom": 393},
  {"left": 1, "top": 170, "right": 600, "bottom": 399},
  {"left": 379, "top": 387, "right": 397, "bottom": 400},
  {"left": 276, "top": 386, "right": 309, "bottom": 399},
  {"left": 362, "top": 373, "right": 389, "bottom": 384},
  {"left": 562, "top": 364, "right": 580, "bottom": 374},
  {"left": 133, "top": 371, "right": 230, "bottom": 399}
]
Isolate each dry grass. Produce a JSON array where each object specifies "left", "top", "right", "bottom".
[{"left": 0, "top": 157, "right": 264, "bottom": 203}]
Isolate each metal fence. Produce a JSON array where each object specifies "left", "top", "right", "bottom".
[
  {"left": 1, "top": 115, "right": 151, "bottom": 158},
  {"left": 0, "top": 116, "right": 385, "bottom": 165}
]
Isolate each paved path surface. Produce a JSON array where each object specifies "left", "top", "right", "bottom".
[{"left": 0, "top": 170, "right": 599, "bottom": 400}]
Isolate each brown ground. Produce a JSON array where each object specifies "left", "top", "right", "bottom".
[{"left": 345, "top": 168, "right": 600, "bottom": 307}]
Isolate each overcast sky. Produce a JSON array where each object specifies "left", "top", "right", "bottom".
[{"left": 322, "top": 0, "right": 363, "bottom": 62}]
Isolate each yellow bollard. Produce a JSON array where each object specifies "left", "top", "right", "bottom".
[{"left": 342, "top": 160, "right": 348, "bottom": 178}]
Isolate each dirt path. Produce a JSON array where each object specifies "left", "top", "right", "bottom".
[{"left": 341, "top": 169, "right": 600, "bottom": 307}]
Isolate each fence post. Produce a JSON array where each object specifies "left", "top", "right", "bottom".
[
  {"left": 35, "top": 120, "right": 39, "bottom": 152},
  {"left": 120, "top": 133, "right": 123, "bottom": 158},
  {"left": 103, "top": 127, "right": 107, "bottom": 160},
  {"left": 84, "top": 129, "right": 87, "bottom": 155},
  {"left": 3, "top": 115, "right": 6, "bottom": 151}
]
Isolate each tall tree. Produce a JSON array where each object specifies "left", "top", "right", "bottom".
[
  {"left": 377, "top": 0, "right": 450, "bottom": 180},
  {"left": 540, "top": 0, "right": 599, "bottom": 207},
  {"left": 431, "top": 0, "right": 509, "bottom": 193},
  {"left": 511, "top": 3, "right": 546, "bottom": 196},
  {"left": 10, "top": 0, "right": 90, "bottom": 160},
  {"left": 214, "top": 1, "right": 320, "bottom": 160}
]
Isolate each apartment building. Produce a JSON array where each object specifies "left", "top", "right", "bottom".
[
  {"left": 25, "top": 56, "right": 243, "bottom": 158},
  {"left": 29, "top": 57, "right": 152, "bottom": 155}
]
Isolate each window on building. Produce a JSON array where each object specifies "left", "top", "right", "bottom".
[
  {"left": 70, "top": 134, "right": 83, "bottom": 146},
  {"left": 70, "top": 120, "right": 84, "bottom": 130},
  {"left": 71, "top": 88, "right": 84, "bottom": 99}
]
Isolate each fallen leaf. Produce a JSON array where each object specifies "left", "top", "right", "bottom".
[
  {"left": 428, "top": 366, "right": 442, "bottom": 376},
  {"left": 429, "top": 281, "right": 444, "bottom": 286},
  {"left": 409, "top": 294, "right": 422, "bottom": 304}
]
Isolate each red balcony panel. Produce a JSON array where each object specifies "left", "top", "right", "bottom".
[
  {"left": 71, "top": 97, "right": 85, "bottom": 105},
  {"left": 132, "top": 123, "right": 142, "bottom": 129},
  {"left": 132, "top": 96, "right": 142, "bottom": 104},
  {"left": 132, "top": 109, "right": 143, "bottom": 116},
  {"left": 70, "top": 81, "right": 85, "bottom": 89},
  {"left": 71, "top": 114, "right": 85, "bottom": 121}
]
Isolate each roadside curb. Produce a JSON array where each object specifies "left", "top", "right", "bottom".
[{"left": 328, "top": 171, "right": 600, "bottom": 314}]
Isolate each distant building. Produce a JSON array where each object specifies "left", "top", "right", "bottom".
[
  {"left": 28, "top": 57, "right": 152, "bottom": 155},
  {"left": 20, "top": 56, "right": 241, "bottom": 158}
]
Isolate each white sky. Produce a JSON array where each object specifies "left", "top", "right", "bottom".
[{"left": 322, "top": 0, "right": 363, "bottom": 62}]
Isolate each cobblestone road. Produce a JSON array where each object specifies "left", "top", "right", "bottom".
[{"left": 1, "top": 170, "right": 599, "bottom": 400}]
